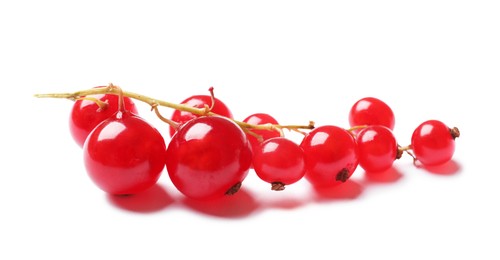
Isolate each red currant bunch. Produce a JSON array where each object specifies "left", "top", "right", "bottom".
[{"left": 36, "top": 84, "right": 460, "bottom": 202}]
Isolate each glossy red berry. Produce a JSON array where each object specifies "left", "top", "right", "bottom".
[
  {"left": 166, "top": 116, "right": 252, "bottom": 200},
  {"left": 356, "top": 125, "right": 397, "bottom": 173},
  {"left": 70, "top": 87, "right": 138, "bottom": 147},
  {"left": 83, "top": 111, "right": 167, "bottom": 195},
  {"left": 300, "top": 125, "right": 359, "bottom": 187},
  {"left": 252, "top": 137, "right": 305, "bottom": 190},
  {"left": 411, "top": 120, "right": 459, "bottom": 166},
  {"left": 242, "top": 113, "right": 281, "bottom": 152},
  {"left": 349, "top": 97, "right": 395, "bottom": 130},
  {"left": 169, "top": 94, "right": 233, "bottom": 137}
]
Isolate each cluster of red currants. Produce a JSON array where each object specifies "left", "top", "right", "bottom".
[{"left": 55, "top": 85, "right": 460, "bottom": 201}]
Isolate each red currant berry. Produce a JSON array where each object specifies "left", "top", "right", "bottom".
[
  {"left": 169, "top": 94, "right": 232, "bottom": 137},
  {"left": 252, "top": 137, "right": 305, "bottom": 190},
  {"left": 83, "top": 111, "right": 167, "bottom": 195},
  {"left": 349, "top": 97, "right": 395, "bottom": 130},
  {"left": 356, "top": 125, "right": 397, "bottom": 173},
  {"left": 70, "top": 87, "right": 138, "bottom": 147},
  {"left": 300, "top": 125, "right": 359, "bottom": 187},
  {"left": 242, "top": 113, "right": 281, "bottom": 152},
  {"left": 411, "top": 120, "right": 459, "bottom": 166},
  {"left": 166, "top": 116, "right": 252, "bottom": 200}
]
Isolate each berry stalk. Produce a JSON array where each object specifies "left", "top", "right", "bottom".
[{"left": 34, "top": 84, "right": 315, "bottom": 134}]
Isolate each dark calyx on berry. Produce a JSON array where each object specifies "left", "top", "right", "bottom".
[
  {"left": 450, "top": 127, "right": 460, "bottom": 140},
  {"left": 225, "top": 182, "right": 242, "bottom": 195},
  {"left": 335, "top": 168, "right": 350, "bottom": 183},
  {"left": 271, "top": 182, "right": 286, "bottom": 191}
]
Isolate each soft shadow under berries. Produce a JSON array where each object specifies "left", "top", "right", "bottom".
[
  {"left": 260, "top": 189, "right": 308, "bottom": 210},
  {"left": 107, "top": 184, "right": 174, "bottom": 213},
  {"left": 362, "top": 167, "right": 403, "bottom": 184},
  {"left": 181, "top": 188, "right": 259, "bottom": 219},
  {"left": 423, "top": 160, "right": 461, "bottom": 176},
  {"left": 312, "top": 180, "right": 364, "bottom": 202}
]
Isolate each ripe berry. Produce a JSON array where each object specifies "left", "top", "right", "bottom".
[
  {"left": 349, "top": 97, "right": 395, "bottom": 130},
  {"left": 356, "top": 125, "right": 398, "bottom": 173},
  {"left": 166, "top": 116, "right": 252, "bottom": 200},
  {"left": 411, "top": 120, "right": 459, "bottom": 166},
  {"left": 70, "top": 87, "right": 138, "bottom": 147},
  {"left": 252, "top": 137, "right": 305, "bottom": 190},
  {"left": 169, "top": 94, "right": 232, "bottom": 137},
  {"left": 300, "top": 125, "right": 359, "bottom": 187},
  {"left": 83, "top": 111, "right": 167, "bottom": 195},
  {"left": 242, "top": 113, "right": 281, "bottom": 152}
]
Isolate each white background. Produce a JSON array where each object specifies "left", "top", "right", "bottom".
[{"left": 1, "top": 0, "right": 499, "bottom": 259}]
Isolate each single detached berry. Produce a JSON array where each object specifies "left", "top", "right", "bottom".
[
  {"left": 242, "top": 113, "right": 281, "bottom": 152},
  {"left": 83, "top": 111, "right": 167, "bottom": 195},
  {"left": 356, "top": 125, "right": 398, "bottom": 173},
  {"left": 300, "top": 125, "right": 359, "bottom": 187},
  {"left": 166, "top": 116, "right": 252, "bottom": 200},
  {"left": 411, "top": 120, "right": 459, "bottom": 166},
  {"left": 70, "top": 86, "right": 138, "bottom": 147},
  {"left": 252, "top": 137, "right": 306, "bottom": 190},
  {"left": 169, "top": 94, "right": 233, "bottom": 137},
  {"left": 349, "top": 97, "right": 395, "bottom": 130}
]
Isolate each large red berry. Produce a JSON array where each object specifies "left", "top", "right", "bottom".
[
  {"left": 166, "top": 116, "right": 252, "bottom": 200},
  {"left": 411, "top": 120, "right": 459, "bottom": 166},
  {"left": 70, "top": 87, "right": 138, "bottom": 147},
  {"left": 83, "top": 111, "right": 167, "bottom": 195},
  {"left": 300, "top": 125, "right": 359, "bottom": 187},
  {"left": 356, "top": 125, "right": 397, "bottom": 172},
  {"left": 349, "top": 97, "right": 395, "bottom": 130},
  {"left": 169, "top": 94, "right": 232, "bottom": 137}
]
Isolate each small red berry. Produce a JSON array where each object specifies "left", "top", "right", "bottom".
[
  {"left": 349, "top": 97, "right": 395, "bottom": 130},
  {"left": 252, "top": 137, "right": 305, "bottom": 190},
  {"left": 411, "top": 120, "right": 459, "bottom": 166},
  {"left": 300, "top": 125, "right": 359, "bottom": 187},
  {"left": 356, "top": 125, "right": 398, "bottom": 173},
  {"left": 169, "top": 95, "right": 232, "bottom": 137},
  {"left": 70, "top": 86, "right": 138, "bottom": 147},
  {"left": 242, "top": 113, "right": 281, "bottom": 152}
]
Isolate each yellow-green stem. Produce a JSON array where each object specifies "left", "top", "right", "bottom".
[
  {"left": 397, "top": 144, "right": 418, "bottom": 165},
  {"left": 34, "top": 85, "right": 315, "bottom": 134}
]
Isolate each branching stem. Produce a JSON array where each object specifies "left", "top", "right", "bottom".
[
  {"left": 35, "top": 84, "right": 315, "bottom": 134},
  {"left": 398, "top": 145, "right": 419, "bottom": 166}
]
